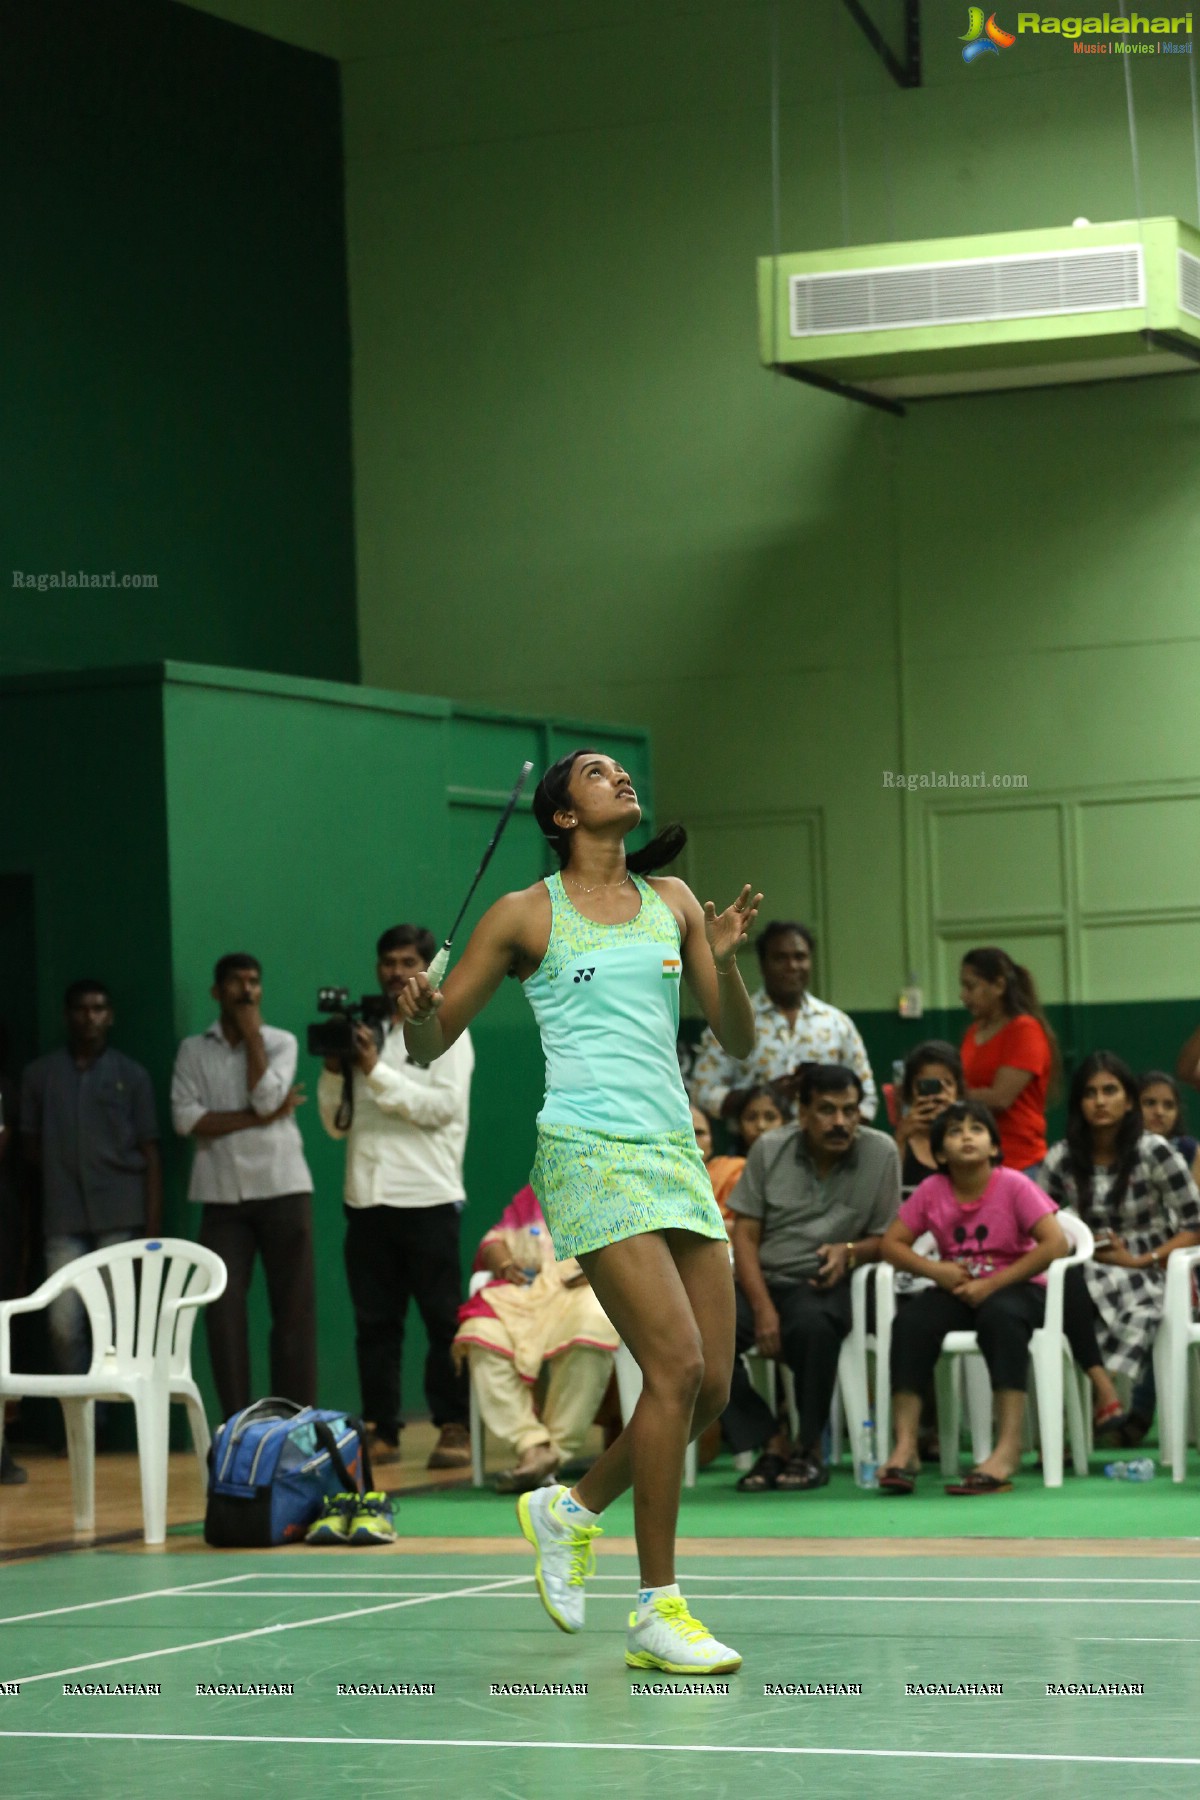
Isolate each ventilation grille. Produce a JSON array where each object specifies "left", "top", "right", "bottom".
[
  {"left": 789, "top": 246, "right": 1143, "bottom": 338},
  {"left": 1179, "top": 249, "right": 1200, "bottom": 319}
]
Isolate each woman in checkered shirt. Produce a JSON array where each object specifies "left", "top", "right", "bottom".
[{"left": 1042, "top": 1053, "right": 1200, "bottom": 1398}]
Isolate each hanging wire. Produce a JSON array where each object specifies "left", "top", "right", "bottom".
[
  {"left": 769, "top": 1, "right": 782, "bottom": 376},
  {"left": 835, "top": 0, "right": 851, "bottom": 245},
  {"left": 1189, "top": 18, "right": 1200, "bottom": 227},
  {"left": 1118, "top": 2, "right": 1146, "bottom": 220}
]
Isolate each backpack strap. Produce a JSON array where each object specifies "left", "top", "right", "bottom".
[{"left": 313, "top": 1417, "right": 375, "bottom": 1494}]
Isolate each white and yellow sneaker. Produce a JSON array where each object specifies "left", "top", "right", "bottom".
[
  {"left": 516, "top": 1484, "right": 602, "bottom": 1633},
  {"left": 625, "top": 1595, "right": 743, "bottom": 1674}
]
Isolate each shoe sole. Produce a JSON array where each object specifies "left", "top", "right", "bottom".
[
  {"left": 347, "top": 1529, "right": 397, "bottom": 1544},
  {"left": 516, "top": 1493, "right": 576, "bottom": 1635},
  {"left": 305, "top": 1529, "right": 350, "bottom": 1544},
  {"left": 625, "top": 1650, "right": 743, "bottom": 1674}
]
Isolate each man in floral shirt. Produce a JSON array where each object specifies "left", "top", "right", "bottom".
[{"left": 690, "top": 921, "right": 876, "bottom": 1123}]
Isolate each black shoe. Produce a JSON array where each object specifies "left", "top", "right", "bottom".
[{"left": 0, "top": 1446, "right": 29, "bottom": 1486}]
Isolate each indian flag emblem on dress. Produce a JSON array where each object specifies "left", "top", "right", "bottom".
[{"left": 661, "top": 957, "right": 681, "bottom": 981}]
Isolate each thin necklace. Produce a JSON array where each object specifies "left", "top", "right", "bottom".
[{"left": 565, "top": 872, "right": 632, "bottom": 895}]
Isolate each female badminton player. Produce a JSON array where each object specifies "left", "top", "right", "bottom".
[{"left": 397, "top": 749, "right": 759, "bottom": 1674}]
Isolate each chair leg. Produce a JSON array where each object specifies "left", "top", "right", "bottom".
[
  {"left": 469, "top": 1379, "right": 484, "bottom": 1489},
  {"left": 1160, "top": 1324, "right": 1189, "bottom": 1484},
  {"left": 964, "top": 1355, "right": 994, "bottom": 1469},
  {"left": 132, "top": 1386, "right": 171, "bottom": 1546},
  {"left": 936, "top": 1359, "right": 961, "bottom": 1478},
  {"left": 1030, "top": 1335, "right": 1064, "bottom": 1488},
  {"left": 60, "top": 1398, "right": 96, "bottom": 1533},
  {"left": 1063, "top": 1359, "right": 1089, "bottom": 1478},
  {"left": 181, "top": 1389, "right": 211, "bottom": 1486}
]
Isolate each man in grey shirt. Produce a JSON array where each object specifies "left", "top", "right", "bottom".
[
  {"left": 21, "top": 978, "right": 161, "bottom": 1374},
  {"left": 726, "top": 1062, "right": 900, "bottom": 1491}
]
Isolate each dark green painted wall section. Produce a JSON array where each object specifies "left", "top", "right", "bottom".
[
  {"left": 2, "top": 664, "right": 654, "bottom": 1423},
  {"left": 1, "top": 0, "right": 357, "bottom": 684}
]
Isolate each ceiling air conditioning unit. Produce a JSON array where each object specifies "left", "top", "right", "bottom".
[{"left": 758, "top": 217, "right": 1200, "bottom": 410}]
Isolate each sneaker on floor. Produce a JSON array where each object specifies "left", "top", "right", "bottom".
[
  {"left": 426, "top": 1423, "right": 471, "bottom": 1470},
  {"left": 306, "top": 1492, "right": 357, "bottom": 1545},
  {"left": 516, "top": 1484, "right": 602, "bottom": 1633},
  {"left": 347, "top": 1491, "right": 397, "bottom": 1545},
  {"left": 626, "top": 1596, "right": 742, "bottom": 1674},
  {"left": 366, "top": 1429, "right": 402, "bottom": 1464}
]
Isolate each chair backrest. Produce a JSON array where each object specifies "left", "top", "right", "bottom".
[
  {"left": 1055, "top": 1208, "right": 1094, "bottom": 1264},
  {"left": 58, "top": 1238, "right": 226, "bottom": 1379}
]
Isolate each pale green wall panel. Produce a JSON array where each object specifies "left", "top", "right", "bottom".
[
  {"left": 1078, "top": 796, "right": 1200, "bottom": 914},
  {"left": 931, "top": 804, "right": 1065, "bottom": 923},
  {"left": 1081, "top": 919, "right": 1200, "bottom": 1003},
  {"left": 935, "top": 928, "right": 1070, "bottom": 1011}
]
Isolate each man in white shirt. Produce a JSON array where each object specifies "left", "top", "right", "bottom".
[
  {"left": 318, "top": 924, "right": 474, "bottom": 1471},
  {"left": 690, "top": 920, "right": 878, "bottom": 1123},
  {"left": 171, "top": 953, "right": 314, "bottom": 1420}
]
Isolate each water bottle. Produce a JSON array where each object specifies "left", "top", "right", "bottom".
[
  {"left": 1103, "top": 1458, "right": 1156, "bottom": 1481},
  {"left": 857, "top": 1419, "right": 879, "bottom": 1489},
  {"left": 510, "top": 1223, "right": 544, "bottom": 1280}
]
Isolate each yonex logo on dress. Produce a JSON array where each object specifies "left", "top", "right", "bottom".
[{"left": 572, "top": 968, "right": 596, "bottom": 983}]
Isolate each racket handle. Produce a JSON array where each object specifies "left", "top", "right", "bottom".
[{"left": 427, "top": 944, "right": 451, "bottom": 989}]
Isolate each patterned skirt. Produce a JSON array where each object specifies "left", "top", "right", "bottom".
[{"left": 530, "top": 1124, "right": 727, "bottom": 1261}]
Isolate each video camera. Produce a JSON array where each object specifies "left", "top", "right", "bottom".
[{"left": 306, "top": 988, "right": 393, "bottom": 1060}]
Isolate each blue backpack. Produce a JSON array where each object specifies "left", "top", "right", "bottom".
[{"left": 205, "top": 1398, "right": 374, "bottom": 1547}]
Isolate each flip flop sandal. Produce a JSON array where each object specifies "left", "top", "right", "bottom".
[
  {"left": 878, "top": 1463, "right": 920, "bottom": 1495},
  {"left": 736, "top": 1450, "right": 787, "bottom": 1492},
  {"left": 775, "top": 1452, "right": 830, "bottom": 1491},
  {"left": 944, "top": 1470, "right": 1013, "bottom": 1495}
]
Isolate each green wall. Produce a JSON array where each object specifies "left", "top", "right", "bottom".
[
  {"left": 0, "top": 663, "right": 651, "bottom": 1421},
  {"left": 2, "top": 0, "right": 357, "bottom": 684},
  {"left": 329, "top": 0, "right": 1200, "bottom": 1041}
]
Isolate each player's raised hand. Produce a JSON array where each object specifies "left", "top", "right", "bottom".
[{"left": 704, "top": 885, "right": 763, "bottom": 971}]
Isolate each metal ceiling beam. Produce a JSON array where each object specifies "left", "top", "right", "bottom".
[
  {"left": 770, "top": 361, "right": 907, "bottom": 417},
  {"left": 841, "top": 0, "right": 921, "bottom": 89}
]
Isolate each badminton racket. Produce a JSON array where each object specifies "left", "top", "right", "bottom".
[{"left": 425, "top": 759, "right": 534, "bottom": 989}]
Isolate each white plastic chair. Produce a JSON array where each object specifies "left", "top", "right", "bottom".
[
  {"left": 743, "top": 1263, "right": 877, "bottom": 1479},
  {"left": 0, "top": 1237, "right": 226, "bottom": 1544},
  {"left": 874, "top": 1211, "right": 1094, "bottom": 1488},
  {"left": 1157, "top": 1246, "right": 1200, "bottom": 1483},
  {"left": 614, "top": 1342, "right": 697, "bottom": 1488}
]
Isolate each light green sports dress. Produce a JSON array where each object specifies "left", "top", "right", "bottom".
[{"left": 524, "top": 871, "right": 727, "bottom": 1260}]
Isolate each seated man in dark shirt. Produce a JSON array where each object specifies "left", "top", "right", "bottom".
[
  {"left": 725, "top": 1063, "right": 900, "bottom": 1491},
  {"left": 21, "top": 979, "right": 160, "bottom": 1374}
]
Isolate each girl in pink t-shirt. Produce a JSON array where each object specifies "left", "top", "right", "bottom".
[{"left": 878, "top": 1101, "right": 1068, "bottom": 1495}]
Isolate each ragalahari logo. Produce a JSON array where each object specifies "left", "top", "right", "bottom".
[{"left": 961, "top": 8, "right": 1017, "bottom": 60}]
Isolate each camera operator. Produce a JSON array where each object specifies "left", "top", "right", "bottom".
[
  {"left": 171, "top": 953, "right": 314, "bottom": 1421},
  {"left": 317, "top": 924, "right": 474, "bottom": 1470}
]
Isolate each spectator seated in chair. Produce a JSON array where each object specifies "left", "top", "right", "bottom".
[
  {"left": 879, "top": 1101, "right": 1070, "bottom": 1496},
  {"left": 724, "top": 1063, "right": 900, "bottom": 1492},
  {"left": 1041, "top": 1053, "right": 1200, "bottom": 1444},
  {"left": 453, "top": 1186, "right": 619, "bottom": 1493}
]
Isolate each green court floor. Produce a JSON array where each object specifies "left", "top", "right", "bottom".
[{"left": 3, "top": 1548, "right": 1200, "bottom": 1798}]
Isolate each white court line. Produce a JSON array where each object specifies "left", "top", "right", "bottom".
[
  {"left": 1079, "top": 1635, "right": 1200, "bottom": 1643},
  {"left": 1, "top": 1733, "right": 1199, "bottom": 1767},
  {"left": 0, "top": 1576, "right": 253, "bottom": 1627},
  {"left": 227, "top": 1571, "right": 1200, "bottom": 1587},
  {"left": 3, "top": 1576, "right": 529, "bottom": 1688},
  {"left": 179, "top": 1591, "right": 1200, "bottom": 1605}
]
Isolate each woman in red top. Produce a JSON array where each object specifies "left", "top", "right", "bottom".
[{"left": 959, "top": 947, "right": 1059, "bottom": 1174}]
